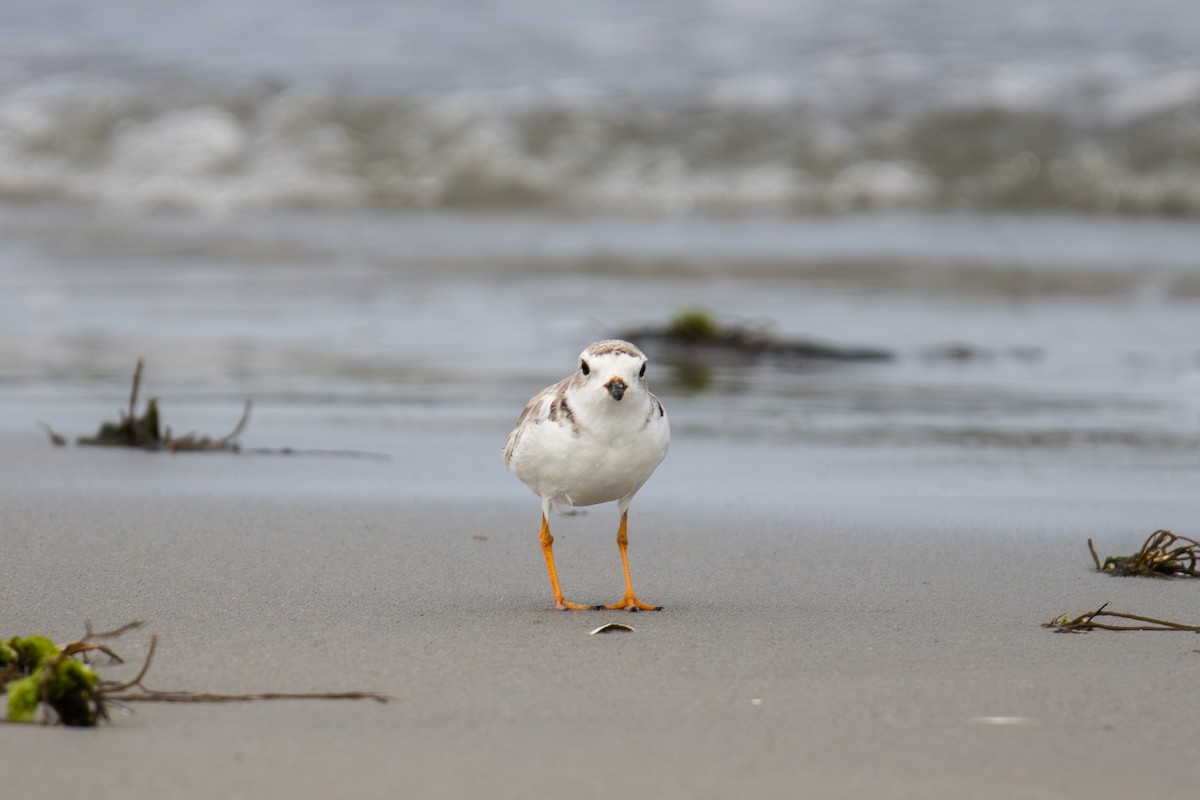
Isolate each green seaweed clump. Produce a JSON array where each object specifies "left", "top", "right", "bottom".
[
  {"left": 8, "top": 634, "right": 60, "bottom": 672},
  {"left": 5, "top": 675, "right": 41, "bottom": 722},
  {"left": 668, "top": 308, "right": 722, "bottom": 341},
  {"left": 0, "top": 639, "right": 18, "bottom": 667},
  {"left": 4, "top": 661, "right": 100, "bottom": 726},
  {"left": 43, "top": 659, "right": 101, "bottom": 726},
  {"left": 0, "top": 641, "right": 21, "bottom": 700},
  {"left": 2, "top": 634, "right": 102, "bottom": 726}
]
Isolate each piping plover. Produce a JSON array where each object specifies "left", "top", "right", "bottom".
[{"left": 504, "top": 339, "right": 670, "bottom": 611}]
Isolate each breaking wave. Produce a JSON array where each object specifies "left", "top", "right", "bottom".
[{"left": 2, "top": 71, "right": 1200, "bottom": 216}]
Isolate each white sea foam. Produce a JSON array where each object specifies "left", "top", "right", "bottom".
[{"left": 0, "top": 0, "right": 1197, "bottom": 216}]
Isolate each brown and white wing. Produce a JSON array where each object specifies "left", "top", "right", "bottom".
[{"left": 503, "top": 378, "right": 569, "bottom": 467}]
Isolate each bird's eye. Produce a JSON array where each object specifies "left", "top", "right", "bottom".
[
  {"left": 639, "top": 362, "right": 647, "bottom": 378},
  {"left": 580, "top": 360, "right": 590, "bottom": 375}
]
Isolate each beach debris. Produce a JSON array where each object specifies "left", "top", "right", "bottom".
[
  {"left": 1088, "top": 530, "right": 1200, "bottom": 578},
  {"left": 38, "top": 358, "right": 389, "bottom": 459},
  {"left": 45, "top": 358, "right": 249, "bottom": 452},
  {"left": 37, "top": 421, "right": 67, "bottom": 446},
  {"left": 1, "top": 622, "right": 392, "bottom": 727},
  {"left": 921, "top": 342, "right": 1043, "bottom": 363},
  {"left": 589, "top": 623, "right": 636, "bottom": 635},
  {"left": 1043, "top": 603, "right": 1200, "bottom": 634},
  {"left": 619, "top": 308, "right": 895, "bottom": 367},
  {"left": 2, "top": 622, "right": 142, "bottom": 726},
  {"left": 666, "top": 308, "right": 721, "bottom": 340}
]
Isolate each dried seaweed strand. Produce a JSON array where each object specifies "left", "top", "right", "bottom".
[
  {"left": 100, "top": 634, "right": 158, "bottom": 692},
  {"left": 37, "top": 421, "right": 67, "bottom": 446},
  {"left": 109, "top": 690, "right": 392, "bottom": 704},
  {"left": 1044, "top": 603, "right": 1200, "bottom": 633},
  {"left": 101, "top": 630, "right": 394, "bottom": 705},
  {"left": 85, "top": 621, "right": 146, "bottom": 640},
  {"left": 166, "top": 401, "right": 252, "bottom": 452},
  {"left": 127, "top": 357, "right": 143, "bottom": 426}
]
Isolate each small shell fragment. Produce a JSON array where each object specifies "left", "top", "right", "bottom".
[{"left": 589, "top": 623, "right": 636, "bottom": 635}]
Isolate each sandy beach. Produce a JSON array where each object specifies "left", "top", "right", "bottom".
[{"left": 4, "top": 429, "right": 1199, "bottom": 800}]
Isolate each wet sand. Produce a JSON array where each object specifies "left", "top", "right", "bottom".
[{"left": 3, "top": 432, "right": 1199, "bottom": 799}]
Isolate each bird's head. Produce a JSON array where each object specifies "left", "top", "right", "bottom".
[{"left": 574, "top": 339, "right": 650, "bottom": 405}]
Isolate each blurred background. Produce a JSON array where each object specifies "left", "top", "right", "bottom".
[{"left": 1, "top": 0, "right": 1198, "bottom": 507}]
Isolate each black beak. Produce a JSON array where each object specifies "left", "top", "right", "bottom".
[{"left": 606, "top": 378, "right": 627, "bottom": 401}]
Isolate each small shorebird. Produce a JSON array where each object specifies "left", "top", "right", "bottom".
[{"left": 504, "top": 340, "right": 670, "bottom": 611}]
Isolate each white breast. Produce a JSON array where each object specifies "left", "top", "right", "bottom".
[{"left": 506, "top": 388, "right": 669, "bottom": 509}]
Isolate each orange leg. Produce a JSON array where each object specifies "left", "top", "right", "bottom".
[
  {"left": 604, "top": 512, "right": 661, "bottom": 612},
  {"left": 539, "top": 515, "right": 593, "bottom": 611}
]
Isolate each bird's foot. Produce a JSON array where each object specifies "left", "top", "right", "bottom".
[
  {"left": 602, "top": 595, "right": 662, "bottom": 612},
  {"left": 553, "top": 598, "right": 596, "bottom": 611}
]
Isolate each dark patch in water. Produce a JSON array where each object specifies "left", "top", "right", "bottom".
[{"left": 620, "top": 310, "right": 894, "bottom": 374}]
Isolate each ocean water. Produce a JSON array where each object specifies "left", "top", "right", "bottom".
[
  {"left": 3, "top": 0, "right": 1200, "bottom": 215},
  {"left": 1, "top": 1, "right": 1198, "bottom": 508}
]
